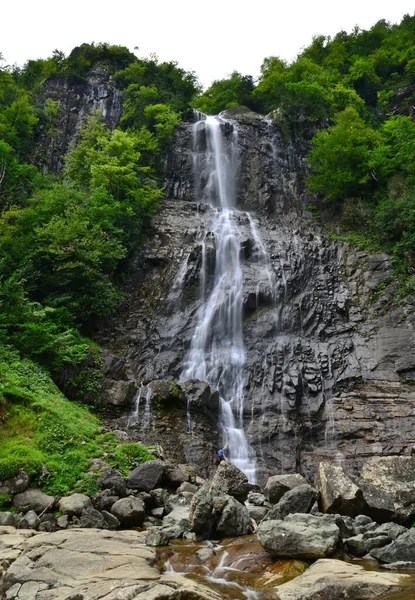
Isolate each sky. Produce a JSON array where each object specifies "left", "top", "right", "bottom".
[{"left": 1, "top": 0, "right": 414, "bottom": 89}]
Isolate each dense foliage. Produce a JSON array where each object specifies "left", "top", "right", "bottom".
[
  {"left": 0, "top": 44, "right": 197, "bottom": 494},
  {"left": 193, "top": 14, "right": 415, "bottom": 272}
]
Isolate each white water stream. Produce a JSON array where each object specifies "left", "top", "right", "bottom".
[{"left": 181, "top": 115, "right": 258, "bottom": 482}]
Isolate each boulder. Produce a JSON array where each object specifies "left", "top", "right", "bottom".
[
  {"left": 264, "top": 473, "right": 307, "bottom": 504},
  {"left": 162, "top": 505, "right": 191, "bottom": 539},
  {"left": 211, "top": 461, "right": 251, "bottom": 502},
  {"left": 247, "top": 505, "right": 268, "bottom": 522},
  {"left": 216, "top": 495, "right": 251, "bottom": 538},
  {"left": 0, "top": 512, "right": 16, "bottom": 527},
  {"left": 58, "top": 493, "right": 93, "bottom": 517},
  {"left": 360, "top": 456, "right": 415, "bottom": 499},
  {"left": 111, "top": 497, "right": 146, "bottom": 526},
  {"left": 165, "top": 491, "right": 194, "bottom": 514},
  {"left": 150, "top": 488, "right": 169, "bottom": 508},
  {"left": 100, "top": 379, "right": 138, "bottom": 407},
  {"left": 358, "top": 480, "right": 396, "bottom": 523},
  {"left": 18, "top": 510, "right": 40, "bottom": 530},
  {"left": 274, "top": 558, "right": 411, "bottom": 600},
  {"left": 316, "top": 462, "right": 363, "bottom": 517},
  {"left": 371, "top": 528, "right": 415, "bottom": 563},
  {"left": 146, "top": 527, "right": 172, "bottom": 547},
  {"left": 127, "top": 460, "right": 165, "bottom": 492},
  {"left": 0, "top": 471, "right": 30, "bottom": 495},
  {"left": 189, "top": 484, "right": 251, "bottom": 539},
  {"left": 257, "top": 514, "right": 340, "bottom": 559},
  {"left": 247, "top": 491, "right": 266, "bottom": 506},
  {"left": 177, "top": 481, "right": 198, "bottom": 494},
  {"left": 96, "top": 468, "right": 126, "bottom": 497},
  {"left": 101, "top": 510, "right": 120, "bottom": 530},
  {"left": 13, "top": 489, "right": 54, "bottom": 513},
  {"left": 78, "top": 507, "right": 107, "bottom": 529},
  {"left": 92, "top": 489, "right": 120, "bottom": 512},
  {"left": 163, "top": 464, "right": 190, "bottom": 488},
  {"left": 264, "top": 484, "right": 317, "bottom": 521}
]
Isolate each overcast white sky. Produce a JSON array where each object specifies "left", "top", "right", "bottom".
[{"left": 1, "top": 1, "right": 414, "bottom": 89}]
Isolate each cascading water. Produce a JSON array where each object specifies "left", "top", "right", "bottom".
[{"left": 181, "top": 114, "right": 256, "bottom": 482}]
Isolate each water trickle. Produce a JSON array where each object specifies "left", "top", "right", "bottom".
[{"left": 181, "top": 115, "right": 256, "bottom": 482}]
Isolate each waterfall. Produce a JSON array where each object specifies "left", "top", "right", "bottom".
[{"left": 181, "top": 114, "right": 256, "bottom": 483}]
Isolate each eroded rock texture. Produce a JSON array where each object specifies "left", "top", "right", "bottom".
[{"left": 99, "top": 108, "right": 415, "bottom": 482}]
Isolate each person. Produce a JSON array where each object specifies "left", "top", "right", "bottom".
[{"left": 217, "top": 448, "right": 224, "bottom": 460}]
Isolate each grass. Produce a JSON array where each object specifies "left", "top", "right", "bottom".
[{"left": 0, "top": 344, "right": 153, "bottom": 496}]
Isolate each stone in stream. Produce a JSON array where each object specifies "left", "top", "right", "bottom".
[
  {"left": 210, "top": 460, "right": 252, "bottom": 503},
  {"left": 370, "top": 528, "right": 415, "bottom": 563},
  {"left": 189, "top": 484, "right": 251, "bottom": 539},
  {"left": 257, "top": 514, "right": 340, "bottom": 559},
  {"left": 273, "top": 558, "right": 412, "bottom": 600}
]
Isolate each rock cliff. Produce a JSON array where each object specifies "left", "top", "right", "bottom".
[{"left": 98, "top": 107, "right": 415, "bottom": 484}]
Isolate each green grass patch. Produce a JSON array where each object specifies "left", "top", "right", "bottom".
[{"left": 0, "top": 344, "right": 155, "bottom": 496}]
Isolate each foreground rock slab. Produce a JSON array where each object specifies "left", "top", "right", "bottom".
[
  {"left": 0, "top": 528, "right": 223, "bottom": 600},
  {"left": 274, "top": 558, "right": 413, "bottom": 600}
]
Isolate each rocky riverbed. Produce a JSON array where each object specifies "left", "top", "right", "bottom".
[{"left": 2, "top": 454, "right": 415, "bottom": 599}]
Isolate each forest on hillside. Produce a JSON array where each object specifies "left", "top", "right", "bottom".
[{"left": 0, "top": 14, "right": 414, "bottom": 496}]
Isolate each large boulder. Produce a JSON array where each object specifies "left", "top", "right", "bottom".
[
  {"left": 359, "top": 456, "right": 415, "bottom": 500},
  {"left": 316, "top": 462, "right": 364, "bottom": 517},
  {"left": 264, "top": 473, "right": 307, "bottom": 504},
  {"left": 189, "top": 484, "right": 251, "bottom": 539},
  {"left": 127, "top": 460, "right": 165, "bottom": 492},
  {"left": 0, "top": 471, "right": 30, "bottom": 495},
  {"left": 257, "top": 514, "right": 340, "bottom": 559},
  {"left": 216, "top": 495, "right": 251, "bottom": 538},
  {"left": 100, "top": 379, "right": 138, "bottom": 407},
  {"left": 13, "top": 489, "right": 55, "bottom": 513},
  {"left": 274, "top": 558, "right": 411, "bottom": 600},
  {"left": 96, "top": 468, "right": 126, "bottom": 497},
  {"left": 211, "top": 461, "right": 251, "bottom": 502},
  {"left": 110, "top": 497, "right": 146, "bottom": 526},
  {"left": 264, "top": 484, "right": 317, "bottom": 521},
  {"left": 58, "top": 493, "right": 93, "bottom": 517}
]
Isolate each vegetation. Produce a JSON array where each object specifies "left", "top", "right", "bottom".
[
  {"left": 1, "top": 15, "right": 415, "bottom": 494},
  {"left": 194, "top": 14, "right": 415, "bottom": 278},
  {"left": 0, "top": 43, "right": 197, "bottom": 494}
]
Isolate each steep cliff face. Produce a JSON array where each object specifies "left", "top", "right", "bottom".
[
  {"left": 34, "top": 67, "right": 123, "bottom": 173},
  {"left": 100, "top": 108, "right": 415, "bottom": 484}
]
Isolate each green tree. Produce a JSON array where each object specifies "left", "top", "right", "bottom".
[{"left": 308, "top": 107, "right": 382, "bottom": 203}]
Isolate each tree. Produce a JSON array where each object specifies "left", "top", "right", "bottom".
[{"left": 308, "top": 107, "right": 382, "bottom": 203}]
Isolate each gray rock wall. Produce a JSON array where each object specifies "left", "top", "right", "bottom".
[{"left": 100, "top": 108, "right": 415, "bottom": 483}]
